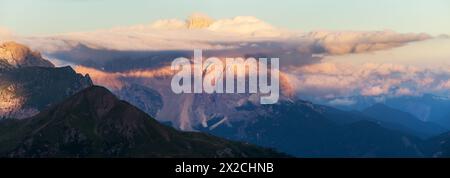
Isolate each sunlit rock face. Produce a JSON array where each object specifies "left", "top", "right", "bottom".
[
  {"left": 0, "top": 85, "right": 36, "bottom": 119},
  {"left": 186, "top": 13, "right": 214, "bottom": 29},
  {"left": 0, "top": 41, "right": 54, "bottom": 69},
  {"left": 74, "top": 61, "right": 295, "bottom": 131},
  {"left": 0, "top": 42, "right": 92, "bottom": 119}
]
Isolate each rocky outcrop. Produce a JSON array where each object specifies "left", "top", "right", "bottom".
[
  {"left": 116, "top": 84, "right": 163, "bottom": 117},
  {"left": 0, "top": 41, "right": 54, "bottom": 69},
  {"left": 186, "top": 13, "right": 214, "bottom": 29},
  {"left": 0, "top": 66, "right": 93, "bottom": 119},
  {"left": 0, "top": 42, "right": 92, "bottom": 119}
]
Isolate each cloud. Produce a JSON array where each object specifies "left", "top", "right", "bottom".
[
  {"left": 12, "top": 14, "right": 430, "bottom": 59},
  {"left": 436, "top": 80, "right": 450, "bottom": 90},
  {"left": 361, "top": 85, "right": 390, "bottom": 96},
  {"left": 186, "top": 13, "right": 215, "bottom": 29},
  {"left": 328, "top": 98, "right": 357, "bottom": 106},
  {"left": 74, "top": 65, "right": 175, "bottom": 90},
  {"left": 74, "top": 65, "right": 124, "bottom": 90},
  {"left": 292, "top": 62, "right": 345, "bottom": 75},
  {"left": 74, "top": 60, "right": 295, "bottom": 99},
  {"left": 395, "top": 88, "right": 414, "bottom": 96},
  {"left": 150, "top": 19, "right": 186, "bottom": 30},
  {"left": 149, "top": 14, "right": 283, "bottom": 37},
  {"left": 290, "top": 62, "right": 450, "bottom": 100},
  {"left": 73, "top": 58, "right": 450, "bottom": 103},
  {"left": 305, "top": 30, "right": 431, "bottom": 55},
  {"left": 207, "top": 16, "right": 283, "bottom": 37}
]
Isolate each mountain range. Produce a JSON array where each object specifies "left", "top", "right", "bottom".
[
  {"left": 0, "top": 41, "right": 54, "bottom": 69},
  {"left": 0, "top": 42, "right": 284, "bottom": 157},
  {"left": 198, "top": 99, "right": 450, "bottom": 157},
  {"left": 362, "top": 103, "right": 446, "bottom": 138},
  {"left": 0, "top": 42, "right": 92, "bottom": 119},
  {"left": 317, "top": 94, "right": 450, "bottom": 129},
  {"left": 0, "top": 86, "right": 283, "bottom": 157},
  {"left": 1, "top": 41, "right": 450, "bottom": 158},
  {"left": 197, "top": 100, "right": 428, "bottom": 157}
]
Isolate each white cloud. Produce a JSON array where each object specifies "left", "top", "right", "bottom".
[
  {"left": 328, "top": 98, "right": 357, "bottom": 106},
  {"left": 74, "top": 65, "right": 175, "bottom": 90},
  {"left": 290, "top": 62, "right": 450, "bottom": 99},
  {"left": 10, "top": 14, "right": 430, "bottom": 58},
  {"left": 395, "top": 88, "right": 414, "bottom": 96},
  {"left": 437, "top": 80, "right": 450, "bottom": 90},
  {"left": 149, "top": 14, "right": 284, "bottom": 37},
  {"left": 207, "top": 16, "right": 283, "bottom": 37},
  {"left": 361, "top": 85, "right": 390, "bottom": 96},
  {"left": 150, "top": 19, "right": 187, "bottom": 30}
]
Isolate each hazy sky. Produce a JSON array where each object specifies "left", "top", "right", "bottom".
[{"left": 1, "top": 0, "right": 449, "bottom": 35}]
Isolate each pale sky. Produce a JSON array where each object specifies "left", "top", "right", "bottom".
[{"left": 0, "top": 0, "right": 449, "bottom": 35}]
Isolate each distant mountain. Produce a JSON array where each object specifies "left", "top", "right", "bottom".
[
  {"left": 362, "top": 104, "right": 447, "bottom": 138},
  {"left": 384, "top": 94, "right": 450, "bottom": 129},
  {"left": 37, "top": 41, "right": 445, "bottom": 157},
  {"left": 422, "top": 131, "right": 450, "bottom": 157},
  {"left": 0, "top": 86, "right": 284, "bottom": 158},
  {"left": 108, "top": 77, "right": 432, "bottom": 157},
  {"left": 197, "top": 100, "right": 426, "bottom": 157},
  {"left": 0, "top": 42, "right": 92, "bottom": 119},
  {"left": 315, "top": 94, "right": 450, "bottom": 130},
  {"left": 116, "top": 84, "right": 163, "bottom": 117},
  {"left": 0, "top": 41, "right": 54, "bottom": 69}
]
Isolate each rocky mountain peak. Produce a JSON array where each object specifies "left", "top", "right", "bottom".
[
  {"left": 186, "top": 13, "right": 214, "bottom": 29},
  {"left": 0, "top": 41, "right": 54, "bottom": 69},
  {"left": 0, "top": 64, "right": 93, "bottom": 119}
]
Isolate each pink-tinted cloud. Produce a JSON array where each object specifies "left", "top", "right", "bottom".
[
  {"left": 290, "top": 62, "right": 450, "bottom": 99},
  {"left": 74, "top": 66, "right": 124, "bottom": 90},
  {"left": 12, "top": 14, "right": 431, "bottom": 58}
]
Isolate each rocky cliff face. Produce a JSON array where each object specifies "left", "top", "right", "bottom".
[
  {"left": 0, "top": 41, "right": 54, "bottom": 69},
  {"left": 116, "top": 84, "right": 163, "bottom": 117},
  {"left": 0, "top": 42, "right": 92, "bottom": 119},
  {"left": 186, "top": 13, "right": 214, "bottom": 29}
]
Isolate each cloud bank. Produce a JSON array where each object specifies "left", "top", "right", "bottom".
[
  {"left": 11, "top": 14, "right": 431, "bottom": 60},
  {"left": 74, "top": 65, "right": 175, "bottom": 90},
  {"left": 74, "top": 61, "right": 295, "bottom": 97},
  {"left": 306, "top": 30, "right": 431, "bottom": 55},
  {"left": 289, "top": 62, "right": 450, "bottom": 102}
]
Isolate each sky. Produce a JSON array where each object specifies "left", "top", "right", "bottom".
[{"left": 0, "top": 0, "right": 449, "bottom": 35}]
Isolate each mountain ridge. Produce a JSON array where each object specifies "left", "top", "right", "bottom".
[
  {"left": 0, "top": 41, "right": 54, "bottom": 69},
  {"left": 198, "top": 99, "right": 428, "bottom": 157},
  {"left": 0, "top": 42, "right": 92, "bottom": 119},
  {"left": 0, "top": 86, "right": 285, "bottom": 158},
  {"left": 362, "top": 103, "right": 447, "bottom": 138}
]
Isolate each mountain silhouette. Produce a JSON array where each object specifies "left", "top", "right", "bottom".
[{"left": 0, "top": 86, "right": 285, "bottom": 158}]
